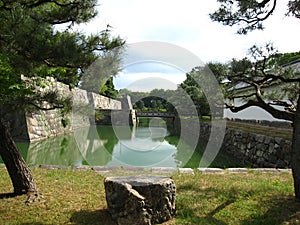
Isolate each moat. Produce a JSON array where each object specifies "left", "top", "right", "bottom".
[{"left": 2, "top": 118, "right": 245, "bottom": 168}]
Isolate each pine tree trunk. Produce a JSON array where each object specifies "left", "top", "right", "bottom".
[
  {"left": 291, "top": 91, "right": 300, "bottom": 200},
  {"left": 0, "top": 119, "right": 37, "bottom": 195}
]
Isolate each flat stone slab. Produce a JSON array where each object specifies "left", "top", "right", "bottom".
[
  {"left": 277, "top": 169, "right": 292, "bottom": 173},
  {"left": 179, "top": 168, "right": 194, "bottom": 174},
  {"left": 227, "top": 168, "right": 249, "bottom": 173},
  {"left": 39, "top": 164, "right": 69, "bottom": 170},
  {"left": 251, "top": 168, "right": 280, "bottom": 173},
  {"left": 104, "top": 175, "right": 176, "bottom": 225},
  {"left": 71, "top": 165, "right": 91, "bottom": 171},
  {"left": 198, "top": 168, "right": 225, "bottom": 174},
  {"left": 122, "top": 166, "right": 147, "bottom": 172},
  {"left": 92, "top": 166, "right": 120, "bottom": 172},
  {"left": 151, "top": 167, "right": 177, "bottom": 174}
]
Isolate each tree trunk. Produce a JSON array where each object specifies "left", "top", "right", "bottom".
[
  {"left": 291, "top": 90, "right": 300, "bottom": 200},
  {"left": 0, "top": 119, "right": 37, "bottom": 195}
]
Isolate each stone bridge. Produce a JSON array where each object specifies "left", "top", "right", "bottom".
[{"left": 136, "top": 112, "right": 176, "bottom": 118}]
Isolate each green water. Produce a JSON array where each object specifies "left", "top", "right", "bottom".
[{"left": 4, "top": 118, "right": 245, "bottom": 168}]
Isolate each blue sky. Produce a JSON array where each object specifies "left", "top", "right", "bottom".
[{"left": 76, "top": 0, "right": 300, "bottom": 91}]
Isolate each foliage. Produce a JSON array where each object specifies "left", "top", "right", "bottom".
[
  {"left": 120, "top": 88, "right": 176, "bottom": 113},
  {"left": 0, "top": 0, "right": 124, "bottom": 111},
  {"left": 119, "top": 74, "right": 213, "bottom": 116},
  {"left": 0, "top": 0, "right": 125, "bottom": 197},
  {"left": 80, "top": 48, "right": 123, "bottom": 95},
  {"left": 180, "top": 68, "right": 211, "bottom": 116},
  {"left": 100, "top": 77, "right": 119, "bottom": 99},
  {"left": 210, "top": 0, "right": 300, "bottom": 34},
  {"left": 210, "top": 0, "right": 300, "bottom": 200},
  {"left": 218, "top": 44, "right": 300, "bottom": 122},
  {"left": 269, "top": 51, "right": 300, "bottom": 67}
]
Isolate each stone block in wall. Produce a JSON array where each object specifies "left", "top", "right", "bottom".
[
  {"left": 275, "top": 137, "right": 283, "bottom": 144},
  {"left": 255, "top": 135, "right": 265, "bottom": 143}
]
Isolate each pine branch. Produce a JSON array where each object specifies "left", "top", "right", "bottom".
[{"left": 226, "top": 99, "right": 294, "bottom": 121}]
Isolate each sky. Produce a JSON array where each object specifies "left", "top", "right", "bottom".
[{"left": 75, "top": 0, "right": 300, "bottom": 91}]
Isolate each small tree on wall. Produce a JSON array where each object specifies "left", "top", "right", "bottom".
[{"left": 0, "top": 0, "right": 124, "bottom": 201}]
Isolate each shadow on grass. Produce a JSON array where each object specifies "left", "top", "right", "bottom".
[
  {"left": 241, "top": 195, "right": 300, "bottom": 225},
  {"left": 176, "top": 186, "right": 240, "bottom": 225},
  {"left": 0, "top": 192, "right": 21, "bottom": 199},
  {"left": 70, "top": 209, "right": 117, "bottom": 225},
  {"left": 20, "top": 223, "right": 45, "bottom": 225},
  {"left": 176, "top": 182, "right": 300, "bottom": 225},
  {"left": 13, "top": 195, "right": 299, "bottom": 225},
  {"left": 177, "top": 200, "right": 234, "bottom": 225}
]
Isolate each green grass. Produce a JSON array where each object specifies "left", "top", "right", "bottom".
[
  {"left": 226, "top": 121, "right": 293, "bottom": 140},
  {"left": 0, "top": 167, "right": 299, "bottom": 225}
]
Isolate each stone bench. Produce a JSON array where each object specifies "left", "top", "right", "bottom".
[{"left": 104, "top": 175, "right": 176, "bottom": 225}]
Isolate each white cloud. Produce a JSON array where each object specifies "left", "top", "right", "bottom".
[
  {"left": 77, "top": 0, "right": 300, "bottom": 90},
  {"left": 114, "top": 72, "right": 185, "bottom": 92},
  {"left": 81, "top": 0, "right": 300, "bottom": 63}
]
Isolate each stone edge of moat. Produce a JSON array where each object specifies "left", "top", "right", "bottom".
[{"left": 0, "top": 163, "right": 292, "bottom": 175}]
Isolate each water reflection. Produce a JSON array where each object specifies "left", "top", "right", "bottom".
[
  {"left": 14, "top": 121, "right": 194, "bottom": 168},
  {"left": 106, "top": 127, "right": 179, "bottom": 167}
]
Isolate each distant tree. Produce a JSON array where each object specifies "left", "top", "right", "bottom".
[
  {"left": 135, "top": 100, "right": 145, "bottom": 111},
  {"left": 180, "top": 69, "right": 212, "bottom": 116},
  {"left": 0, "top": 0, "right": 124, "bottom": 200},
  {"left": 118, "top": 88, "right": 131, "bottom": 96},
  {"left": 120, "top": 89, "right": 177, "bottom": 112}
]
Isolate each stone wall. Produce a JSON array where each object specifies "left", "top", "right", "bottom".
[
  {"left": 26, "top": 109, "right": 73, "bottom": 141},
  {"left": 92, "top": 92, "right": 122, "bottom": 110},
  {"left": 222, "top": 127, "right": 291, "bottom": 168},
  {"left": 175, "top": 118, "right": 292, "bottom": 168},
  {"left": 6, "top": 77, "right": 122, "bottom": 142}
]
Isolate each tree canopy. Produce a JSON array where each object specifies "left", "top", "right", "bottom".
[
  {"left": 210, "top": 0, "right": 300, "bottom": 199},
  {"left": 0, "top": 0, "right": 125, "bottom": 197},
  {"left": 120, "top": 75, "right": 212, "bottom": 117},
  {"left": 119, "top": 89, "right": 174, "bottom": 113},
  {"left": 210, "top": 0, "right": 300, "bottom": 34},
  {"left": 180, "top": 69, "right": 210, "bottom": 116},
  {"left": 0, "top": 0, "right": 124, "bottom": 110},
  {"left": 100, "top": 77, "right": 119, "bottom": 99},
  {"left": 214, "top": 45, "right": 300, "bottom": 121}
]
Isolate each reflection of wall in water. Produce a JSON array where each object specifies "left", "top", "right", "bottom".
[
  {"left": 26, "top": 126, "right": 116, "bottom": 166},
  {"left": 26, "top": 134, "right": 81, "bottom": 166},
  {"left": 74, "top": 126, "right": 113, "bottom": 165}
]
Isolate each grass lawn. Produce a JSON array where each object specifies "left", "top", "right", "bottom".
[
  {"left": 225, "top": 121, "right": 292, "bottom": 140},
  {"left": 0, "top": 167, "right": 300, "bottom": 225}
]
